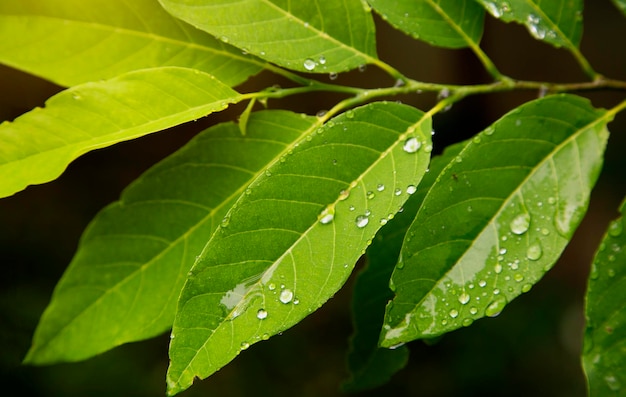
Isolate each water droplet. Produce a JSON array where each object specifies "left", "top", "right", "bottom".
[
  {"left": 494, "top": 264, "right": 503, "bottom": 274},
  {"left": 608, "top": 268, "right": 616, "bottom": 278},
  {"left": 380, "top": 218, "right": 388, "bottom": 225},
  {"left": 449, "top": 309, "right": 459, "bottom": 318},
  {"left": 367, "top": 191, "right": 375, "bottom": 200},
  {"left": 329, "top": 72, "right": 338, "bottom": 80},
  {"left": 526, "top": 242, "right": 542, "bottom": 260},
  {"left": 303, "top": 58, "right": 316, "bottom": 71},
  {"left": 377, "top": 184, "right": 385, "bottom": 192},
  {"left": 394, "top": 188, "right": 402, "bottom": 196},
  {"left": 609, "top": 220, "right": 623, "bottom": 237},
  {"left": 257, "top": 309, "right": 268, "bottom": 319},
  {"left": 355, "top": 214, "right": 369, "bottom": 228},
  {"left": 458, "top": 292, "right": 471, "bottom": 305},
  {"left": 221, "top": 215, "right": 231, "bottom": 228},
  {"left": 279, "top": 289, "right": 294, "bottom": 304},
  {"left": 293, "top": 298, "right": 300, "bottom": 305},
  {"left": 493, "top": 288, "right": 500, "bottom": 295},
  {"left": 526, "top": 14, "right": 546, "bottom": 39},
  {"left": 521, "top": 283, "right": 532, "bottom": 293},
  {"left": 485, "top": 296, "right": 507, "bottom": 317},
  {"left": 604, "top": 374, "right": 622, "bottom": 391},
  {"left": 318, "top": 56, "right": 326, "bottom": 64},
  {"left": 484, "top": 2, "right": 503, "bottom": 17},
  {"left": 403, "top": 137, "right": 421, "bottom": 153},
  {"left": 478, "top": 280, "right": 487, "bottom": 288},
  {"left": 358, "top": 64, "right": 367, "bottom": 72},
  {"left": 268, "top": 283, "right": 276, "bottom": 291},
  {"left": 469, "top": 307, "right": 478, "bottom": 315},
  {"left": 318, "top": 206, "right": 335, "bottom": 224},
  {"left": 462, "top": 318, "right": 473, "bottom": 327},
  {"left": 406, "top": 185, "right": 417, "bottom": 195},
  {"left": 220, "top": 35, "right": 229, "bottom": 43},
  {"left": 349, "top": 205, "right": 355, "bottom": 211},
  {"left": 510, "top": 213, "right": 530, "bottom": 235},
  {"left": 499, "top": 248, "right": 507, "bottom": 255},
  {"left": 240, "top": 341, "right": 250, "bottom": 350}
]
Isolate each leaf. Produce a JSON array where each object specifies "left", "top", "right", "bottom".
[
  {"left": 0, "top": 67, "right": 241, "bottom": 199},
  {"left": 343, "top": 140, "right": 466, "bottom": 392},
  {"left": 158, "top": 0, "right": 377, "bottom": 73},
  {"left": 380, "top": 94, "right": 611, "bottom": 348},
  {"left": 612, "top": 0, "right": 626, "bottom": 16},
  {"left": 475, "top": 0, "right": 583, "bottom": 48},
  {"left": 583, "top": 197, "right": 626, "bottom": 395},
  {"left": 24, "top": 110, "right": 318, "bottom": 365},
  {"left": 0, "top": 0, "right": 262, "bottom": 87},
  {"left": 368, "top": 0, "right": 485, "bottom": 48},
  {"left": 166, "top": 102, "right": 432, "bottom": 396}
]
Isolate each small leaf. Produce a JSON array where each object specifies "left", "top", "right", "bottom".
[
  {"left": 158, "top": 0, "right": 377, "bottom": 73},
  {"left": 475, "top": 0, "right": 583, "bottom": 48},
  {"left": 0, "top": 0, "right": 262, "bottom": 87},
  {"left": 381, "top": 94, "right": 611, "bottom": 347},
  {"left": 167, "top": 102, "right": 432, "bottom": 396},
  {"left": 583, "top": 197, "right": 626, "bottom": 395},
  {"left": 23, "top": 110, "right": 317, "bottom": 364},
  {"left": 368, "top": 0, "right": 485, "bottom": 48},
  {"left": 343, "top": 140, "right": 466, "bottom": 392},
  {"left": 0, "top": 67, "right": 241, "bottom": 198}
]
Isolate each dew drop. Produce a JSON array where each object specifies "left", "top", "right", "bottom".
[
  {"left": 257, "top": 309, "right": 268, "bottom": 320},
  {"left": 406, "top": 185, "right": 417, "bottom": 195},
  {"left": 377, "top": 184, "right": 385, "bottom": 192},
  {"left": 318, "top": 55, "right": 326, "bottom": 64},
  {"left": 318, "top": 206, "right": 335, "bottom": 224},
  {"left": 367, "top": 191, "right": 375, "bottom": 200},
  {"left": 609, "top": 220, "right": 623, "bottom": 237},
  {"left": 514, "top": 273, "right": 524, "bottom": 282},
  {"left": 394, "top": 188, "right": 402, "bottom": 196},
  {"left": 449, "top": 309, "right": 459, "bottom": 318},
  {"left": 355, "top": 214, "right": 369, "bottom": 228},
  {"left": 240, "top": 341, "right": 250, "bottom": 350},
  {"left": 458, "top": 292, "right": 471, "bottom": 305},
  {"left": 338, "top": 189, "right": 350, "bottom": 201},
  {"left": 403, "top": 137, "right": 421, "bottom": 153},
  {"left": 526, "top": 243, "right": 542, "bottom": 261},
  {"left": 604, "top": 374, "right": 622, "bottom": 391},
  {"left": 469, "top": 307, "right": 478, "bottom": 315},
  {"left": 329, "top": 72, "right": 338, "bottom": 80},
  {"left": 494, "top": 264, "right": 503, "bottom": 274},
  {"left": 303, "top": 58, "right": 316, "bottom": 71},
  {"left": 478, "top": 280, "right": 487, "bottom": 288},
  {"left": 485, "top": 296, "right": 507, "bottom": 317},
  {"left": 462, "top": 318, "right": 473, "bottom": 327},
  {"left": 268, "top": 283, "right": 276, "bottom": 291},
  {"left": 521, "top": 283, "right": 532, "bottom": 293},
  {"left": 221, "top": 215, "right": 231, "bottom": 228},
  {"left": 279, "top": 289, "right": 294, "bottom": 304},
  {"left": 510, "top": 213, "right": 530, "bottom": 235},
  {"left": 349, "top": 205, "right": 355, "bottom": 211},
  {"left": 380, "top": 218, "right": 388, "bottom": 225}
]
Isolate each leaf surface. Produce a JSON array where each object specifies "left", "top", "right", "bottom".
[
  {"left": 343, "top": 140, "right": 466, "bottom": 391},
  {"left": 0, "top": 67, "right": 240, "bottom": 198},
  {"left": 612, "top": 0, "right": 626, "bottom": 16},
  {"left": 475, "top": 0, "right": 583, "bottom": 48},
  {"left": 166, "top": 102, "right": 432, "bottom": 395},
  {"left": 381, "top": 94, "right": 611, "bottom": 347},
  {"left": 0, "top": 0, "right": 261, "bottom": 87},
  {"left": 158, "top": 0, "right": 377, "bottom": 73},
  {"left": 583, "top": 197, "right": 626, "bottom": 395},
  {"left": 24, "top": 110, "right": 317, "bottom": 364},
  {"left": 368, "top": 0, "right": 485, "bottom": 48}
]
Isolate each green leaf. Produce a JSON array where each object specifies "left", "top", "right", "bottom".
[
  {"left": 380, "top": 94, "right": 611, "bottom": 348},
  {"left": 166, "top": 102, "right": 432, "bottom": 396},
  {"left": 158, "top": 0, "right": 377, "bottom": 73},
  {"left": 24, "top": 110, "right": 318, "bottom": 365},
  {"left": 0, "top": 0, "right": 262, "bottom": 87},
  {"left": 612, "top": 0, "right": 626, "bottom": 16},
  {"left": 343, "top": 140, "right": 466, "bottom": 392},
  {"left": 0, "top": 67, "right": 241, "bottom": 198},
  {"left": 368, "top": 0, "right": 485, "bottom": 48},
  {"left": 475, "top": 0, "right": 583, "bottom": 48},
  {"left": 583, "top": 197, "right": 626, "bottom": 395}
]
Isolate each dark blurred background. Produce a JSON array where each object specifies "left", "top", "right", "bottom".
[{"left": 1, "top": 1, "right": 625, "bottom": 396}]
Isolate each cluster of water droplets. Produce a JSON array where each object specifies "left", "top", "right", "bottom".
[{"left": 303, "top": 55, "right": 328, "bottom": 72}]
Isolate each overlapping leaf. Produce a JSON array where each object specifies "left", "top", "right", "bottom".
[
  {"left": 0, "top": 0, "right": 261, "bottom": 87},
  {"left": 166, "top": 102, "right": 432, "bottom": 395},
  {"left": 0, "top": 67, "right": 241, "bottom": 198},
  {"left": 368, "top": 0, "right": 485, "bottom": 48},
  {"left": 343, "top": 140, "right": 466, "bottom": 392},
  {"left": 24, "top": 110, "right": 318, "bottom": 364},
  {"left": 158, "top": 0, "right": 377, "bottom": 73},
  {"left": 380, "top": 94, "right": 611, "bottom": 347},
  {"left": 583, "top": 197, "right": 626, "bottom": 395},
  {"left": 475, "top": 0, "right": 583, "bottom": 48}
]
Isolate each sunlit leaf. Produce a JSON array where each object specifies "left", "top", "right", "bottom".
[
  {"left": 0, "top": 67, "right": 241, "bottom": 198},
  {"left": 475, "top": 0, "right": 583, "bottom": 48},
  {"left": 0, "top": 0, "right": 262, "bottom": 87},
  {"left": 166, "top": 102, "right": 432, "bottom": 395},
  {"left": 23, "top": 110, "right": 318, "bottom": 364},
  {"left": 158, "top": 0, "right": 377, "bottom": 73},
  {"left": 612, "top": 0, "right": 626, "bottom": 16},
  {"left": 343, "top": 140, "right": 466, "bottom": 392},
  {"left": 583, "top": 197, "right": 626, "bottom": 395},
  {"left": 368, "top": 0, "right": 485, "bottom": 48},
  {"left": 381, "top": 94, "right": 611, "bottom": 348}
]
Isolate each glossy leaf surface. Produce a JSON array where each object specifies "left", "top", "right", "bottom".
[
  {"left": 167, "top": 102, "right": 432, "bottom": 395},
  {"left": 0, "top": 0, "right": 261, "bottom": 87},
  {"left": 0, "top": 67, "right": 240, "bottom": 198},
  {"left": 343, "top": 140, "right": 466, "bottom": 391},
  {"left": 381, "top": 94, "right": 610, "bottom": 347},
  {"left": 368, "top": 0, "right": 485, "bottom": 48},
  {"left": 476, "top": 0, "right": 583, "bottom": 48},
  {"left": 158, "top": 0, "right": 377, "bottom": 73},
  {"left": 583, "top": 198, "right": 626, "bottom": 395},
  {"left": 24, "top": 110, "right": 317, "bottom": 364}
]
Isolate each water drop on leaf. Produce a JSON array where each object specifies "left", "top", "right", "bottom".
[
  {"left": 279, "top": 289, "right": 294, "bottom": 304},
  {"left": 257, "top": 309, "right": 268, "bottom": 320},
  {"left": 485, "top": 296, "right": 507, "bottom": 317},
  {"left": 526, "top": 242, "right": 542, "bottom": 260},
  {"left": 403, "top": 137, "right": 421, "bottom": 153},
  {"left": 510, "top": 213, "right": 530, "bottom": 235},
  {"left": 303, "top": 58, "right": 316, "bottom": 71},
  {"left": 355, "top": 215, "right": 369, "bottom": 228}
]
